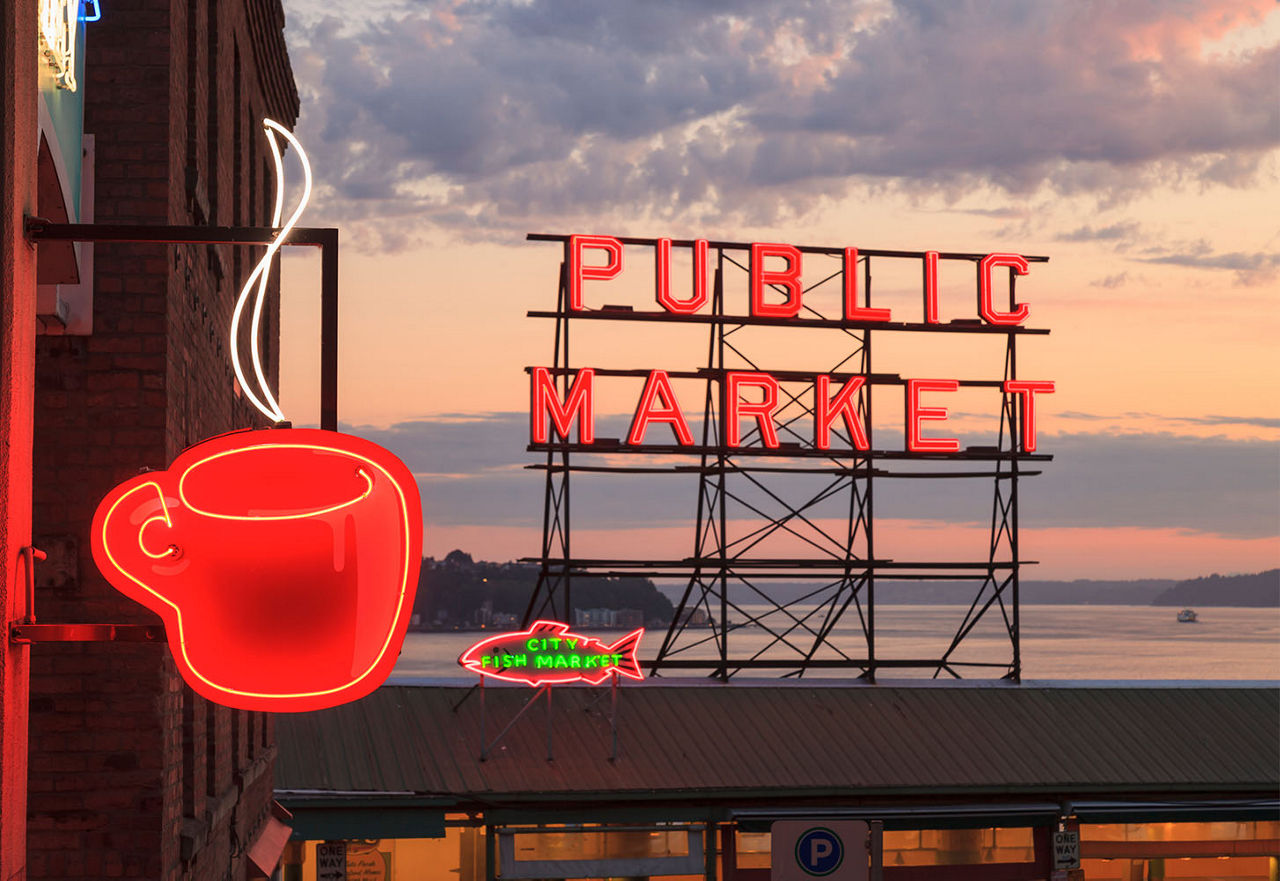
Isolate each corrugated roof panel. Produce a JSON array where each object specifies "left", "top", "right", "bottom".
[{"left": 275, "top": 683, "right": 1280, "bottom": 804}]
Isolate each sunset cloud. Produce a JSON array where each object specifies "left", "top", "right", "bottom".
[
  {"left": 1137, "top": 248, "right": 1280, "bottom": 286},
  {"left": 1058, "top": 223, "right": 1142, "bottom": 243},
  {"left": 349, "top": 415, "right": 1280, "bottom": 543},
  {"left": 1089, "top": 272, "right": 1130, "bottom": 288},
  {"left": 274, "top": 0, "right": 1279, "bottom": 581},
  {"left": 283, "top": 0, "right": 1280, "bottom": 248}
]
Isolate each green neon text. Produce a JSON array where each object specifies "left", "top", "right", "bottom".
[{"left": 480, "top": 653, "right": 528, "bottom": 669}]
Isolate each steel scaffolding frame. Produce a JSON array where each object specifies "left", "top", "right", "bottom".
[{"left": 521, "top": 234, "right": 1050, "bottom": 681}]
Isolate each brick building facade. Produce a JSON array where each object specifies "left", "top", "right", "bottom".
[
  {"left": 27, "top": 0, "right": 299, "bottom": 877},
  {"left": 1, "top": 1, "right": 41, "bottom": 876}
]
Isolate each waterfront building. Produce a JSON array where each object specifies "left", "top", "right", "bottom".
[{"left": 275, "top": 680, "right": 1279, "bottom": 881}]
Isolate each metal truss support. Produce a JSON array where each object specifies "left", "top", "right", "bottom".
[
  {"left": 523, "top": 255, "right": 574, "bottom": 625},
  {"left": 653, "top": 248, "right": 878, "bottom": 679},
  {"left": 521, "top": 234, "right": 1051, "bottom": 679},
  {"left": 19, "top": 220, "right": 342, "bottom": 642},
  {"left": 934, "top": 266, "right": 1027, "bottom": 681}
]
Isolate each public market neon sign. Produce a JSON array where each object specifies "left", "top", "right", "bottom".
[{"left": 533, "top": 235, "right": 1055, "bottom": 453}]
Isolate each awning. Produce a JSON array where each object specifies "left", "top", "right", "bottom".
[
  {"left": 275, "top": 793, "right": 447, "bottom": 840},
  {"left": 247, "top": 802, "right": 294, "bottom": 879}
]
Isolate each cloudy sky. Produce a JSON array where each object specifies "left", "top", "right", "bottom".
[{"left": 273, "top": 0, "right": 1279, "bottom": 580}]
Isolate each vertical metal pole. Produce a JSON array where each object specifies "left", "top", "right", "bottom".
[
  {"left": 479, "top": 677, "right": 487, "bottom": 761},
  {"left": 716, "top": 253, "right": 728, "bottom": 680},
  {"left": 484, "top": 823, "right": 497, "bottom": 881},
  {"left": 721, "top": 826, "right": 737, "bottom": 881},
  {"left": 319, "top": 230, "right": 339, "bottom": 432},
  {"left": 864, "top": 255, "right": 876, "bottom": 682},
  {"left": 610, "top": 671, "right": 618, "bottom": 761},
  {"left": 561, "top": 243, "right": 572, "bottom": 622},
  {"left": 869, "top": 820, "right": 883, "bottom": 881},
  {"left": 704, "top": 821, "right": 718, "bottom": 881},
  {"left": 1008, "top": 265, "right": 1021, "bottom": 682},
  {"left": 545, "top": 684, "right": 554, "bottom": 761},
  {"left": 1031, "top": 825, "right": 1053, "bottom": 879}
]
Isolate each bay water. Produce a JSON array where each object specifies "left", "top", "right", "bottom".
[{"left": 393, "top": 604, "right": 1280, "bottom": 681}]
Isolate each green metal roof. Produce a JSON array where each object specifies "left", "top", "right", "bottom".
[{"left": 276, "top": 681, "right": 1279, "bottom": 813}]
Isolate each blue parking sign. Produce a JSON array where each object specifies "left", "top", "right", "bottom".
[
  {"left": 795, "top": 827, "right": 844, "bottom": 876},
  {"left": 771, "top": 820, "right": 868, "bottom": 881}
]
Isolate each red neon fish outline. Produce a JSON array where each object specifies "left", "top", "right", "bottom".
[{"left": 459, "top": 620, "right": 644, "bottom": 686}]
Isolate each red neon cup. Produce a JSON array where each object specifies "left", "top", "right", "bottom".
[{"left": 91, "top": 428, "right": 422, "bottom": 712}]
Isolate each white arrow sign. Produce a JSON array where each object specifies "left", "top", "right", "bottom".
[{"left": 316, "top": 841, "right": 347, "bottom": 881}]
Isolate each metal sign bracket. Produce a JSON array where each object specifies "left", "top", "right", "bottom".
[
  {"left": 15, "top": 220, "right": 341, "bottom": 646},
  {"left": 468, "top": 672, "right": 624, "bottom": 763}
]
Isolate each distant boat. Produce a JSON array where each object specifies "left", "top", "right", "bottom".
[{"left": 1177, "top": 609, "right": 1198, "bottom": 623}]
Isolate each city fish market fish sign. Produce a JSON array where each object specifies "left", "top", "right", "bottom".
[{"left": 460, "top": 621, "right": 644, "bottom": 686}]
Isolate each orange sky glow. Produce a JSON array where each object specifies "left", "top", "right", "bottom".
[{"left": 275, "top": 0, "right": 1279, "bottom": 581}]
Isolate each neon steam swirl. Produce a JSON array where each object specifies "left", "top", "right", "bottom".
[{"left": 230, "top": 118, "right": 312, "bottom": 424}]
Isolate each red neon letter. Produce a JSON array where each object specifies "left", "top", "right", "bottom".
[
  {"left": 655, "top": 238, "right": 709, "bottom": 314},
  {"left": 979, "top": 253, "right": 1030, "bottom": 326},
  {"left": 1003, "top": 380, "right": 1054, "bottom": 453},
  {"left": 531, "top": 367, "right": 595, "bottom": 444},
  {"left": 923, "top": 250, "right": 940, "bottom": 324},
  {"left": 815, "top": 375, "right": 869, "bottom": 451},
  {"left": 726, "top": 372, "right": 780, "bottom": 448},
  {"left": 750, "top": 243, "right": 803, "bottom": 318},
  {"left": 843, "top": 248, "right": 891, "bottom": 322},
  {"left": 628, "top": 369, "right": 694, "bottom": 445},
  {"left": 568, "top": 235, "right": 623, "bottom": 311},
  {"left": 906, "top": 379, "right": 960, "bottom": 453}
]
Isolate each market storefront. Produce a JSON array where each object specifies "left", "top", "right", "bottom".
[
  {"left": 277, "top": 819, "right": 1280, "bottom": 881},
  {"left": 273, "top": 681, "right": 1279, "bottom": 881}
]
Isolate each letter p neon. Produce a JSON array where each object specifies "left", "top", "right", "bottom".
[{"left": 568, "top": 235, "right": 623, "bottom": 310}]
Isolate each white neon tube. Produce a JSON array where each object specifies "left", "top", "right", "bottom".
[{"left": 229, "top": 118, "right": 312, "bottom": 424}]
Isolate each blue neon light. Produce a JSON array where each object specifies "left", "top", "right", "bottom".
[{"left": 81, "top": 0, "right": 101, "bottom": 22}]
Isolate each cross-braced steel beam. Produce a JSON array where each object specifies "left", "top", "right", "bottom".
[{"left": 522, "top": 235, "right": 1050, "bottom": 680}]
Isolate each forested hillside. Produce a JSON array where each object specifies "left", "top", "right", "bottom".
[{"left": 1152, "top": 570, "right": 1279, "bottom": 607}]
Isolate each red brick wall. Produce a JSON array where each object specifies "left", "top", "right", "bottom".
[
  {"left": 28, "top": 0, "right": 298, "bottom": 877},
  {"left": 1, "top": 0, "right": 39, "bottom": 876}
]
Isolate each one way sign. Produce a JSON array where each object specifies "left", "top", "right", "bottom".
[
  {"left": 1053, "top": 830, "right": 1080, "bottom": 869},
  {"left": 317, "top": 841, "right": 347, "bottom": 881}
]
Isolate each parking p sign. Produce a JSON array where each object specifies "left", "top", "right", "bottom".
[{"left": 771, "top": 820, "right": 869, "bottom": 881}]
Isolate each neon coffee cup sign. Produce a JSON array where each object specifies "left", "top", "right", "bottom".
[
  {"left": 92, "top": 429, "right": 420, "bottom": 711},
  {"left": 91, "top": 121, "right": 422, "bottom": 712}
]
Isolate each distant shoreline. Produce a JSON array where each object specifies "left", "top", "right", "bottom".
[
  {"left": 411, "top": 624, "right": 670, "bottom": 634},
  {"left": 650, "top": 572, "right": 1279, "bottom": 608},
  {"left": 416, "top": 557, "right": 1278, "bottom": 631},
  {"left": 408, "top": 600, "right": 1280, "bottom": 637}
]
